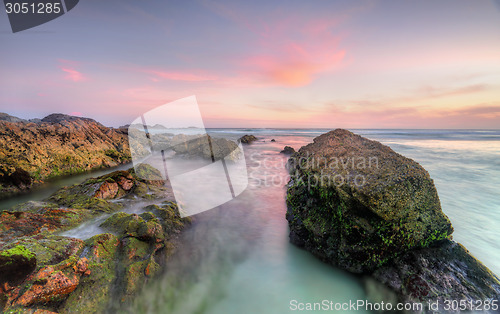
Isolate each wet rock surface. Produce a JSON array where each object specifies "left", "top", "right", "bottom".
[
  {"left": 286, "top": 129, "right": 453, "bottom": 272},
  {"left": 0, "top": 113, "right": 135, "bottom": 199},
  {"left": 170, "top": 134, "right": 241, "bottom": 161},
  {"left": 366, "top": 240, "right": 500, "bottom": 312},
  {"left": 0, "top": 166, "right": 190, "bottom": 313},
  {"left": 280, "top": 146, "right": 296, "bottom": 155},
  {"left": 286, "top": 129, "right": 499, "bottom": 312},
  {"left": 239, "top": 134, "right": 258, "bottom": 144}
]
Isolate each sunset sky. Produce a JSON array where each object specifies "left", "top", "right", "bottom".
[{"left": 1, "top": 0, "right": 499, "bottom": 128}]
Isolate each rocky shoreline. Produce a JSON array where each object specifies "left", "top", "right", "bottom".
[
  {"left": 286, "top": 129, "right": 500, "bottom": 313},
  {"left": 0, "top": 164, "right": 191, "bottom": 313},
  {"left": 0, "top": 113, "right": 134, "bottom": 200}
]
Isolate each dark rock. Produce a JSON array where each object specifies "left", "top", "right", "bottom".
[
  {"left": 170, "top": 134, "right": 240, "bottom": 161},
  {"left": 40, "top": 113, "right": 96, "bottom": 124},
  {"left": 286, "top": 129, "right": 453, "bottom": 273},
  {"left": 271, "top": 139, "right": 276, "bottom": 142},
  {"left": 239, "top": 134, "right": 258, "bottom": 144},
  {"left": 0, "top": 245, "right": 36, "bottom": 285},
  {"left": 367, "top": 240, "right": 500, "bottom": 312},
  {"left": 286, "top": 129, "right": 500, "bottom": 311},
  {"left": 280, "top": 146, "right": 296, "bottom": 155},
  {"left": 0, "top": 112, "right": 27, "bottom": 123},
  {"left": 0, "top": 208, "right": 83, "bottom": 242}
]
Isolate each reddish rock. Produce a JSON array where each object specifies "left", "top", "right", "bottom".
[
  {"left": 117, "top": 175, "right": 134, "bottom": 191},
  {"left": 73, "top": 257, "right": 89, "bottom": 275},
  {"left": 0, "top": 209, "right": 79, "bottom": 245},
  {"left": 33, "top": 310, "right": 59, "bottom": 314},
  {"left": 14, "top": 266, "right": 80, "bottom": 306},
  {"left": 94, "top": 181, "right": 119, "bottom": 199}
]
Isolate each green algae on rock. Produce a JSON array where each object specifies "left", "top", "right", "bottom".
[
  {"left": 286, "top": 129, "right": 453, "bottom": 273},
  {"left": 0, "top": 245, "right": 37, "bottom": 285},
  {"left": 0, "top": 113, "right": 137, "bottom": 199},
  {"left": 0, "top": 167, "right": 190, "bottom": 313},
  {"left": 286, "top": 129, "right": 500, "bottom": 312}
]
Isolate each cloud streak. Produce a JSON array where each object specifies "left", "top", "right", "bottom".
[{"left": 59, "top": 60, "right": 85, "bottom": 82}]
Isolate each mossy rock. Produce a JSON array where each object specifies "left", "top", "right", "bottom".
[
  {"left": 60, "top": 233, "right": 119, "bottom": 313},
  {"left": 143, "top": 202, "right": 191, "bottom": 235},
  {"left": 130, "top": 163, "right": 164, "bottom": 182},
  {"left": 286, "top": 129, "right": 454, "bottom": 273},
  {"left": 100, "top": 212, "right": 164, "bottom": 243},
  {"left": 0, "top": 245, "right": 36, "bottom": 284}
]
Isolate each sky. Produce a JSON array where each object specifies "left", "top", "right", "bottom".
[{"left": 1, "top": 0, "right": 499, "bottom": 128}]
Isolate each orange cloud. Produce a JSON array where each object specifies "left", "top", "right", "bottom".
[
  {"left": 205, "top": 1, "right": 347, "bottom": 87},
  {"left": 245, "top": 48, "right": 345, "bottom": 87}
]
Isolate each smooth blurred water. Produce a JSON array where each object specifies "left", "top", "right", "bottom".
[{"left": 129, "top": 129, "right": 500, "bottom": 313}]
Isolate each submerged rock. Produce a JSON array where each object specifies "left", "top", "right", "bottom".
[
  {"left": 286, "top": 129, "right": 453, "bottom": 273},
  {"left": 280, "top": 146, "right": 296, "bottom": 155},
  {"left": 286, "top": 129, "right": 500, "bottom": 311},
  {"left": 239, "top": 134, "right": 258, "bottom": 144}
]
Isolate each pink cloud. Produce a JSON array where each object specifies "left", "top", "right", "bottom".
[
  {"left": 61, "top": 67, "right": 85, "bottom": 82},
  {"left": 206, "top": 3, "right": 348, "bottom": 87},
  {"left": 147, "top": 70, "right": 217, "bottom": 81},
  {"left": 58, "top": 59, "right": 86, "bottom": 82}
]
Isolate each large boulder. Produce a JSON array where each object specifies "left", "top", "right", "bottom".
[{"left": 286, "top": 129, "right": 453, "bottom": 273}]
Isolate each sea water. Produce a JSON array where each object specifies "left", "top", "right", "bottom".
[{"left": 128, "top": 129, "right": 500, "bottom": 313}]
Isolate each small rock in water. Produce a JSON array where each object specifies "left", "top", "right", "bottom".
[
  {"left": 280, "top": 146, "right": 295, "bottom": 155},
  {"left": 239, "top": 134, "right": 258, "bottom": 144}
]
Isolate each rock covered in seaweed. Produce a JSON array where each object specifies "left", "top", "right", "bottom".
[
  {"left": 0, "top": 113, "right": 137, "bottom": 199},
  {"left": 0, "top": 167, "right": 189, "bottom": 313},
  {"left": 286, "top": 129, "right": 453, "bottom": 273},
  {"left": 286, "top": 129, "right": 500, "bottom": 312}
]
